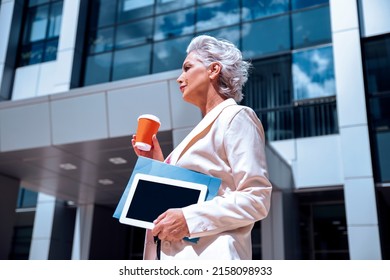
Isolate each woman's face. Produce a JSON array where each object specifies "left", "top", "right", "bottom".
[{"left": 177, "top": 52, "right": 211, "bottom": 106}]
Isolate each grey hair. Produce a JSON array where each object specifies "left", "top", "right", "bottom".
[{"left": 186, "top": 35, "right": 251, "bottom": 102}]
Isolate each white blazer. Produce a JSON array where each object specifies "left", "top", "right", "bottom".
[{"left": 143, "top": 98, "right": 272, "bottom": 260}]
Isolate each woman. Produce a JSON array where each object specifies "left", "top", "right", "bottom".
[{"left": 132, "top": 35, "right": 272, "bottom": 260}]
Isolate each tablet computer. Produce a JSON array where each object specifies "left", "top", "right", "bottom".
[{"left": 119, "top": 173, "right": 208, "bottom": 229}]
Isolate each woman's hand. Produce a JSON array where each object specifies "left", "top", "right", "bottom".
[
  {"left": 152, "top": 209, "right": 190, "bottom": 242},
  {"left": 131, "top": 134, "right": 164, "bottom": 162}
]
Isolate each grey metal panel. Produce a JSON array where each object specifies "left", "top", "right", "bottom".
[
  {"left": 265, "top": 144, "right": 294, "bottom": 191},
  {"left": 359, "top": 0, "right": 390, "bottom": 37},
  {"left": 0, "top": 102, "right": 51, "bottom": 151},
  {"left": 51, "top": 92, "right": 108, "bottom": 145},
  {"left": 107, "top": 81, "right": 171, "bottom": 137}
]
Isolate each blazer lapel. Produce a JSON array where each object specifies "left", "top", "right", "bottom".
[{"left": 169, "top": 98, "right": 236, "bottom": 165}]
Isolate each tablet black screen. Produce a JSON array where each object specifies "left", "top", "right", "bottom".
[{"left": 126, "top": 179, "right": 201, "bottom": 223}]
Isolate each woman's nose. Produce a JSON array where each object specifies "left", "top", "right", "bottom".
[{"left": 177, "top": 73, "right": 184, "bottom": 84}]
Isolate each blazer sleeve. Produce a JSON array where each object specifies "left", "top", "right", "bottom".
[{"left": 182, "top": 107, "right": 272, "bottom": 238}]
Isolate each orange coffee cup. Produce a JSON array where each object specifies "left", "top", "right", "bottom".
[{"left": 135, "top": 114, "right": 161, "bottom": 151}]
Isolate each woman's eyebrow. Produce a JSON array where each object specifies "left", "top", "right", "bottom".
[{"left": 182, "top": 62, "right": 191, "bottom": 69}]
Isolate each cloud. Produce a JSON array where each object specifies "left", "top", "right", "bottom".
[
  {"left": 292, "top": 63, "right": 335, "bottom": 99},
  {"left": 292, "top": 46, "right": 335, "bottom": 100},
  {"left": 197, "top": 9, "right": 239, "bottom": 31},
  {"left": 311, "top": 50, "right": 330, "bottom": 74}
]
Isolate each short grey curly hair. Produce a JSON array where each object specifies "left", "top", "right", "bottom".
[{"left": 186, "top": 35, "right": 251, "bottom": 102}]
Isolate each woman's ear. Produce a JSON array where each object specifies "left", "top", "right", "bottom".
[{"left": 208, "top": 62, "right": 222, "bottom": 79}]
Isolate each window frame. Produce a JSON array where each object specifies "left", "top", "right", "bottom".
[{"left": 18, "top": 0, "right": 64, "bottom": 67}]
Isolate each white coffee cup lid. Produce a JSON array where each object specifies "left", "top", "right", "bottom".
[{"left": 137, "top": 114, "right": 160, "bottom": 124}]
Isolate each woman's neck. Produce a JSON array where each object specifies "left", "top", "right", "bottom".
[{"left": 201, "top": 94, "right": 226, "bottom": 117}]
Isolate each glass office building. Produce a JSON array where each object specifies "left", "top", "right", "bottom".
[{"left": 0, "top": 0, "right": 389, "bottom": 260}]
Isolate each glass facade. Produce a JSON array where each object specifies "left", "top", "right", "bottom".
[
  {"left": 251, "top": 221, "right": 261, "bottom": 259},
  {"left": 362, "top": 32, "right": 390, "bottom": 260},
  {"left": 242, "top": 14, "right": 291, "bottom": 58},
  {"left": 16, "top": 188, "right": 38, "bottom": 209},
  {"left": 82, "top": 0, "right": 334, "bottom": 140},
  {"left": 291, "top": 5, "right": 331, "bottom": 49},
  {"left": 243, "top": 56, "right": 294, "bottom": 141},
  {"left": 83, "top": 0, "right": 331, "bottom": 85},
  {"left": 9, "top": 188, "right": 38, "bottom": 260},
  {"left": 196, "top": 0, "right": 240, "bottom": 33},
  {"left": 292, "top": 46, "right": 335, "bottom": 100},
  {"left": 242, "top": 48, "right": 338, "bottom": 141},
  {"left": 242, "top": 0, "right": 289, "bottom": 20},
  {"left": 18, "top": 0, "right": 63, "bottom": 66},
  {"left": 291, "top": 0, "right": 329, "bottom": 10},
  {"left": 298, "top": 189, "right": 349, "bottom": 260},
  {"left": 363, "top": 34, "right": 390, "bottom": 183},
  {"left": 9, "top": 226, "right": 34, "bottom": 260}
]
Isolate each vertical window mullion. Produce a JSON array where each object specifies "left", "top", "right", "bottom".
[
  {"left": 43, "top": 2, "right": 52, "bottom": 63},
  {"left": 150, "top": 1, "right": 157, "bottom": 75},
  {"left": 45, "top": 2, "right": 51, "bottom": 41},
  {"left": 22, "top": 7, "right": 34, "bottom": 45},
  {"left": 109, "top": 0, "right": 119, "bottom": 82}
]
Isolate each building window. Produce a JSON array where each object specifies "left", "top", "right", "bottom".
[
  {"left": 115, "top": 18, "right": 153, "bottom": 49},
  {"left": 362, "top": 33, "right": 390, "bottom": 260},
  {"left": 155, "top": 0, "right": 195, "bottom": 14},
  {"left": 292, "top": 45, "right": 335, "bottom": 100},
  {"left": 242, "top": 0, "right": 289, "bottom": 21},
  {"left": 298, "top": 189, "right": 349, "bottom": 260},
  {"left": 113, "top": 44, "right": 152, "bottom": 81},
  {"left": 82, "top": 0, "right": 332, "bottom": 87},
  {"left": 291, "top": 0, "right": 329, "bottom": 10},
  {"left": 251, "top": 221, "right": 262, "bottom": 259},
  {"left": 196, "top": 0, "right": 240, "bottom": 33},
  {"left": 242, "top": 14, "right": 291, "bottom": 59},
  {"left": 9, "top": 226, "right": 34, "bottom": 260},
  {"left": 243, "top": 56, "right": 294, "bottom": 141},
  {"left": 291, "top": 5, "right": 331, "bottom": 49},
  {"left": 18, "top": 0, "right": 63, "bottom": 66},
  {"left": 82, "top": 1, "right": 335, "bottom": 139},
  {"left": 370, "top": 96, "right": 390, "bottom": 182},
  {"left": 364, "top": 35, "right": 390, "bottom": 95},
  {"left": 243, "top": 50, "right": 338, "bottom": 141},
  {"left": 294, "top": 97, "right": 338, "bottom": 138},
  {"left": 153, "top": 35, "right": 192, "bottom": 73},
  {"left": 154, "top": 7, "right": 195, "bottom": 41},
  {"left": 197, "top": 25, "right": 240, "bottom": 49},
  {"left": 362, "top": 34, "right": 390, "bottom": 183},
  {"left": 117, "top": 0, "right": 154, "bottom": 22},
  {"left": 16, "top": 188, "right": 38, "bottom": 209}
]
